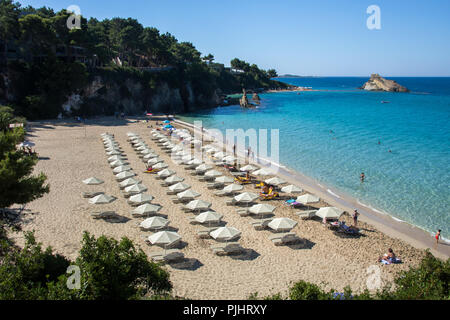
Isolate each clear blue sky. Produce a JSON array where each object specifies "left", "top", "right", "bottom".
[{"left": 18, "top": 0, "right": 450, "bottom": 76}]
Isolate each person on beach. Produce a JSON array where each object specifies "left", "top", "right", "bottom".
[
  {"left": 352, "top": 209, "right": 359, "bottom": 227},
  {"left": 233, "top": 144, "right": 236, "bottom": 156},
  {"left": 360, "top": 172, "right": 365, "bottom": 182},
  {"left": 435, "top": 229, "right": 441, "bottom": 247},
  {"left": 378, "top": 248, "right": 396, "bottom": 263}
]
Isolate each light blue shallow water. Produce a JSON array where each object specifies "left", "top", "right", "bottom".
[{"left": 179, "top": 77, "right": 450, "bottom": 238}]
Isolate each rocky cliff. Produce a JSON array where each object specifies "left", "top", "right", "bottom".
[{"left": 361, "top": 74, "right": 409, "bottom": 92}]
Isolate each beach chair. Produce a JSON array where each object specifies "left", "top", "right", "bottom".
[
  {"left": 170, "top": 196, "right": 182, "bottom": 204},
  {"left": 269, "top": 232, "right": 301, "bottom": 246},
  {"left": 236, "top": 208, "right": 250, "bottom": 217},
  {"left": 336, "top": 224, "right": 362, "bottom": 236},
  {"left": 214, "top": 190, "right": 229, "bottom": 197},
  {"left": 91, "top": 211, "right": 117, "bottom": 220},
  {"left": 211, "top": 242, "right": 243, "bottom": 256},
  {"left": 149, "top": 249, "right": 185, "bottom": 264},
  {"left": 207, "top": 182, "right": 224, "bottom": 189},
  {"left": 143, "top": 168, "right": 161, "bottom": 174},
  {"left": 260, "top": 191, "right": 280, "bottom": 201},
  {"left": 295, "top": 210, "right": 317, "bottom": 220},
  {"left": 197, "top": 227, "right": 218, "bottom": 239},
  {"left": 234, "top": 176, "right": 252, "bottom": 185},
  {"left": 251, "top": 218, "right": 274, "bottom": 230},
  {"left": 82, "top": 191, "right": 104, "bottom": 198}
]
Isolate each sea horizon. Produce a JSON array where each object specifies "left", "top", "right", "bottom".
[{"left": 178, "top": 76, "right": 450, "bottom": 241}]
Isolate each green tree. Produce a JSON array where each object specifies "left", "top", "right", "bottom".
[
  {"left": 74, "top": 232, "right": 172, "bottom": 299},
  {"left": 0, "top": 0, "right": 21, "bottom": 41},
  {"left": 267, "top": 69, "right": 278, "bottom": 78},
  {"left": 0, "top": 107, "right": 49, "bottom": 209}
]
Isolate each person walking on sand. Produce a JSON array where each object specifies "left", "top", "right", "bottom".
[
  {"left": 352, "top": 209, "right": 359, "bottom": 227},
  {"left": 435, "top": 229, "right": 441, "bottom": 248},
  {"left": 233, "top": 144, "right": 236, "bottom": 156},
  {"left": 360, "top": 172, "right": 365, "bottom": 182}
]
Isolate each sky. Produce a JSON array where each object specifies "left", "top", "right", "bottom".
[{"left": 17, "top": 0, "right": 450, "bottom": 76}]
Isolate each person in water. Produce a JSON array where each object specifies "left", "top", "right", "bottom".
[{"left": 360, "top": 172, "right": 365, "bottom": 182}]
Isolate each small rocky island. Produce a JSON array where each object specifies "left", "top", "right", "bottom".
[{"left": 361, "top": 74, "right": 409, "bottom": 92}]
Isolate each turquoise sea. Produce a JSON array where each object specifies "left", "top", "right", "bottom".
[{"left": 178, "top": 77, "right": 450, "bottom": 239}]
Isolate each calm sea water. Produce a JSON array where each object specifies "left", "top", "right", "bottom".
[{"left": 179, "top": 77, "right": 450, "bottom": 238}]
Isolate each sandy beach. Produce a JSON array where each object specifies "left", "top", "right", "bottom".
[{"left": 9, "top": 116, "right": 441, "bottom": 300}]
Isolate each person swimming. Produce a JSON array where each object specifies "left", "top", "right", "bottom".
[{"left": 360, "top": 172, "right": 365, "bottom": 182}]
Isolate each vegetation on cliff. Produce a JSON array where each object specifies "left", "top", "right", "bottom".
[{"left": 0, "top": 0, "right": 288, "bottom": 119}]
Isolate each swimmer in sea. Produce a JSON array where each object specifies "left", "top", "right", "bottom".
[{"left": 360, "top": 172, "right": 365, "bottom": 183}]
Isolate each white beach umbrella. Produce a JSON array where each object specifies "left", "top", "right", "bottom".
[
  {"left": 213, "top": 151, "right": 226, "bottom": 159},
  {"left": 119, "top": 177, "right": 141, "bottom": 189},
  {"left": 296, "top": 194, "right": 320, "bottom": 204},
  {"left": 215, "top": 176, "right": 235, "bottom": 184},
  {"left": 143, "top": 153, "right": 159, "bottom": 160},
  {"left": 115, "top": 171, "right": 135, "bottom": 181},
  {"left": 127, "top": 132, "right": 138, "bottom": 137},
  {"left": 223, "top": 184, "right": 244, "bottom": 193},
  {"left": 268, "top": 217, "right": 298, "bottom": 232},
  {"left": 171, "top": 145, "right": 184, "bottom": 152},
  {"left": 249, "top": 203, "right": 276, "bottom": 215},
  {"left": 234, "top": 192, "right": 259, "bottom": 203},
  {"left": 148, "top": 231, "right": 180, "bottom": 248},
  {"left": 223, "top": 155, "right": 237, "bottom": 163},
  {"left": 315, "top": 207, "right": 343, "bottom": 220},
  {"left": 105, "top": 146, "right": 121, "bottom": 152},
  {"left": 169, "top": 182, "right": 191, "bottom": 193},
  {"left": 140, "top": 149, "right": 152, "bottom": 155},
  {"left": 147, "top": 157, "right": 164, "bottom": 165},
  {"left": 252, "top": 168, "right": 274, "bottom": 177},
  {"left": 140, "top": 217, "right": 169, "bottom": 230},
  {"left": 281, "top": 185, "right": 303, "bottom": 194},
  {"left": 195, "top": 211, "right": 223, "bottom": 224},
  {"left": 113, "top": 165, "right": 132, "bottom": 174},
  {"left": 202, "top": 144, "right": 216, "bottom": 150},
  {"left": 128, "top": 193, "right": 154, "bottom": 205},
  {"left": 132, "top": 203, "right": 161, "bottom": 216},
  {"left": 136, "top": 146, "right": 147, "bottom": 151},
  {"left": 110, "top": 160, "right": 129, "bottom": 168},
  {"left": 191, "top": 139, "right": 202, "bottom": 145},
  {"left": 152, "top": 162, "right": 168, "bottom": 169},
  {"left": 157, "top": 169, "right": 176, "bottom": 178},
  {"left": 124, "top": 184, "right": 148, "bottom": 194},
  {"left": 108, "top": 155, "right": 125, "bottom": 162},
  {"left": 264, "top": 177, "right": 287, "bottom": 186},
  {"left": 204, "top": 170, "right": 222, "bottom": 178},
  {"left": 195, "top": 164, "right": 212, "bottom": 172},
  {"left": 82, "top": 177, "right": 104, "bottom": 185},
  {"left": 164, "top": 175, "right": 184, "bottom": 185},
  {"left": 240, "top": 164, "right": 258, "bottom": 172},
  {"left": 177, "top": 189, "right": 201, "bottom": 200},
  {"left": 210, "top": 227, "right": 241, "bottom": 242},
  {"left": 107, "top": 150, "right": 122, "bottom": 156},
  {"left": 187, "top": 158, "right": 203, "bottom": 166},
  {"left": 89, "top": 194, "right": 115, "bottom": 204},
  {"left": 185, "top": 199, "right": 212, "bottom": 211}
]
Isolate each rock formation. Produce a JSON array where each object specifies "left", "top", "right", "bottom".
[{"left": 361, "top": 74, "right": 409, "bottom": 92}]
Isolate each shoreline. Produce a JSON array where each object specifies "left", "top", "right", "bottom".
[{"left": 172, "top": 117, "right": 450, "bottom": 260}]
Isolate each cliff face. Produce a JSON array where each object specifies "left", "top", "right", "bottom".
[
  {"left": 361, "top": 74, "right": 409, "bottom": 92},
  {"left": 62, "top": 75, "right": 220, "bottom": 116}
]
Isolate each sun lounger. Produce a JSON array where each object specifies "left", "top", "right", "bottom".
[
  {"left": 295, "top": 210, "right": 317, "bottom": 220},
  {"left": 251, "top": 218, "right": 273, "bottom": 230},
  {"left": 269, "top": 232, "right": 302, "bottom": 246},
  {"left": 211, "top": 242, "right": 243, "bottom": 256},
  {"left": 170, "top": 196, "right": 182, "bottom": 203},
  {"left": 207, "top": 182, "right": 224, "bottom": 189},
  {"left": 197, "top": 227, "right": 218, "bottom": 239},
  {"left": 91, "top": 211, "right": 117, "bottom": 219},
  {"left": 260, "top": 192, "right": 280, "bottom": 201},
  {"left": 166, "top": 190, "right": 178, "bottom": 195},
  {"left": 82, "top": 191, "right": 104, "bottom": 198},
  {"left": 236, "top": 208, "right": 250, "bottom": 217},
  {"left": 149, "top": 249, "right": 185, "bottom": 263}
]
